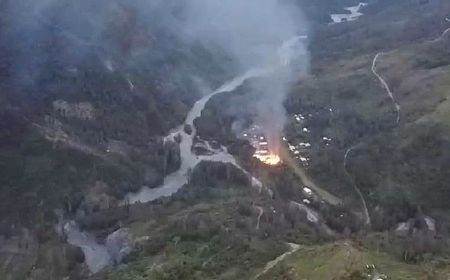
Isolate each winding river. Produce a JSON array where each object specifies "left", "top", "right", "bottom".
[
  {"left": 64, "top": 36, "right": 306, "bottom": 273},
  {"left": 124, "top": 68, "right": 271, "bottom": 204}
]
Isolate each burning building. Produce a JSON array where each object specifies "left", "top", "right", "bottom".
[{"left": 241, "top": 125, "right": 281, "bottom": 165}]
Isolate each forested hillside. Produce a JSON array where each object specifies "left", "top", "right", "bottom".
[{"left": 1, "top": 0, "right": 450, "bottom": 279}]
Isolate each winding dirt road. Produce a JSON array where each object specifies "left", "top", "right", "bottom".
[
  {"left": 341, "top": 50, "right": 405, "bottom": 226},
  {"left": 372, "top": 53, "right": 401, "bottom": 124},
  {"left": 280, "top": 145, "right": 342, "bottom": 206},
  {"left": 427, "top": 27, "right": 450, "bottom": 43},
  {"left": 343, "top": 146, "right": 371, "bottom": 226},
  {"left": 254, "top": 206, "right": 264, "bottom": 230},
  {"left": 253, "top": 243, "right": 300, "bottom": 280}
]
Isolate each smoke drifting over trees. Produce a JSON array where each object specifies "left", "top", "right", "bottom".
[
  {"left": 178, "top": 0, "right": 310, "bottom": 151},
  {"left": 2, "top": 0, "right": 309, "bottom": 149}
]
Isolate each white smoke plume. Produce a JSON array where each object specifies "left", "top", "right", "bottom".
[
  {"left": 3, "top": 0, "right": 309, "bottom": 150},
  {"left": 177, "top": 0, "right": 310, "bottom": 152}
]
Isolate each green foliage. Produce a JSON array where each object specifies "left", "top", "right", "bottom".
[
  {"left": 414, "top": 45, "right": 450, "bottom": 69},
  {"left": 151, "top": 260, "right": 204, "bottom": 280}
]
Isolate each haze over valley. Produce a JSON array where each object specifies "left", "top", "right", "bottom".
[{"left": 1, "top": 0, "right": 450, "bottom": 279}]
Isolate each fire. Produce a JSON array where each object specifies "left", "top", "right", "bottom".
[
  {"left": 253, "top": 153, "right": 282, "bottom": 166},
  {"left": 242, "top": 125, "right": 282, "bottom": 166}
]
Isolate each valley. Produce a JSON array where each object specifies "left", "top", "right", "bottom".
[{"left": 1, "top": 0, "right": 450, "bottom": 280}]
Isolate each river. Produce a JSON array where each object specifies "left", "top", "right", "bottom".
[{"left": 64, "top": 35, "right": 305, "bottom": 274}]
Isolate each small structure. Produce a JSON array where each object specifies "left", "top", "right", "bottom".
[
  {"left": 330, "top": 3, "right": 368, "bottom": 24},
  {"left": 303, "top": 186, "right": 313, "bottom": 196}
]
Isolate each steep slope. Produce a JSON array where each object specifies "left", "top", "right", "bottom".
[
  {"left": 191, "top": 0, "right": 450, "bottom": 277},
  {"left": 0, "top": 1, "right": 231, "bottom": 279},
  {"left": 287, "top": 0, "right": 450, "bottom": 220},
  {"left": 1, "top": 0, "right": 450, "bottom": 279},
  {"left": 279, "top": 0, "right": 450, "bottom": 264}
]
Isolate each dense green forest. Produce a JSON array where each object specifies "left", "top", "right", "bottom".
[{"left": 1, "top": 0, "right": 450, "bottom": 279}]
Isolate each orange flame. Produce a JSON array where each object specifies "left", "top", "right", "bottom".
[{"left": 253, "top": 153, "right": 281, "bottom": 166}]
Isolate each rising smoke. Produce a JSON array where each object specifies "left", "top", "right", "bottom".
[
  {"left": 2, "top": 0, "right": 309, "bottom": 149},
  {"left": 177, "top": 0, "right": 310, "bottom": 152}
]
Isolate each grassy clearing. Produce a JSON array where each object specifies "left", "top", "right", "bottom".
[{"left": 260, "top": 242, "right": 450, "bottom": 280}]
